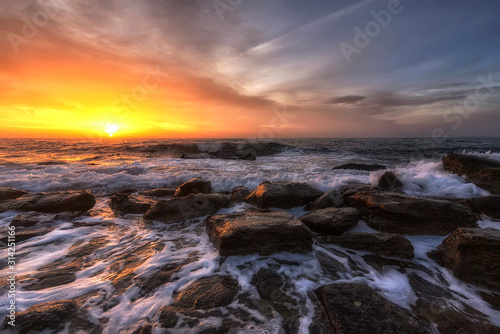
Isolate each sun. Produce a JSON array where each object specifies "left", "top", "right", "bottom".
[{"left": 105, "top": 124, "right": 120, "bottom": 137}]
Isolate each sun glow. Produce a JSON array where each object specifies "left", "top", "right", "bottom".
[{"left": 105, "top": 124, "right": 120, "bottom": 137}]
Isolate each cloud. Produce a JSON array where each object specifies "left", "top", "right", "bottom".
[{"left": 327, "top": 95, "right": 366, "bottom": 105}]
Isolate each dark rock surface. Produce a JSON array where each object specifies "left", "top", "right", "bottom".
[
  {"left": 0, "top": 190, "right": 96, "bottom": 213},
  {"left": 431, "top": 228, "right": 500, "bottom": 293},
  {"left": 0, "top": 187, "right": 29, "bottom": 200},
  {"left": 332, "top": 163, "right": 387, "bottom": 171},
  {"left": 316, "top": 233, "right": 414, "bottom": 259},
  {"left": 378, "top": 171, "right": 404, "bottom": 192},
  {"left": 347, "top": 191, "right": 478, "bottom": 235},
  {"left": 315, "top": 283, "right": 428, "bottom": 334},
  {"left": 305, "top": 189, "right": 344, "bottom": 210},
  {"left": 110, "top": 193, "right": 152, "bottom": 215},
  {"left": 463, "top": 195, "right": 500, "bottom": 219},
  {"left": 144, "top": 193, "right": 230, "bottom": 223},
  {"left": 206, "top": 210, "right": 313, "bottom": 256},
  {"left": 442, "top": 153, "right": 500, "bottom": 194},
  {"left": 174, "top": 276, "right": 239, "bottom": 310},
  {"left": 244, "top": 181, "right": 323, "bottom": 209},
  {"left": 230, "top": 186, "right": 251, "bottom": 203},
  {"left": 174, "top": 177, "right": 212, "bottom": 197},
  {"left": 298, "top": 207, "right": 360, "bottom": 235},
  {"left": 138, "top": 188, "right": 176, "bottom": 197}
]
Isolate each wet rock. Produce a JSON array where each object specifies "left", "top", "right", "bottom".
[
  {"left": 230, "top": 186, "right": 251, "bottom": 203},
  {"left": 332, "top": 163, "right": 387, "bottom": 171},
  {"left": 1, "top": 300, "right": 77, "bottom": 333},
  {"left": 9, "top": 212, "right": 53, "bottom": 228},
  {"left": 138, "top": 188, "right": 176, "bottom": 197},
  {"left": 1, "top": 226, "right": 55, "bottom": 244},
  {"left": 174, "top": 177, "right": 212, "bottom": 197},
  {"left": 144, "top": 193, "right": 230, "bottom": 223},
  {"left": 299, "top": 207, "right": 360, "bottom": 235},
  {"left": 138, "top": 258, "right": 197, "bottom": 296},
  {"left": 206, "top": 210, "right": 313, "bottom": 256},
  {"left": 316, "top": 233, "right": 414, "bottom": 259},
  {"left": 347, "top": 191, "right": 478, "bottom": 235},
  {"left": 244, "top": 181, "right": 324, "bottom": 209},
  {"left": 363, "top": 254, "right": 417, "bottom": 274},
  {"left": 432, "top": 228, "right": 500, "bottom": 293},
  {"left": 442, "top": 153, "right": 500, "bottom": 194},
  {"left": 132, "top": 324, "right": 153, "bottom": 334},
  {"left": 215, "top": 150, "right": 256, "bottom": 161},
  {"left": 159, "top": 306, "right": 179, "bottom": 328},
  {"left": 315, "top": 283, "right": 428, "bottom": 334},
  {"left": 0, "top": 187, "right": 28, "bottom": 200},
  {"left": 378, "top": 171, "right": 403, "bottom": 192},
  {"left": 305, "top": 189, "right": 344, "bottom": 210},
  {"left": 315, "top": 250, "right": 348, "bottom": 279},
  {"left": 174, "top": 276, "right": 239, "bottom": 310},
  {"left": 0, "top": 190, "right": 96, "bottom": 213},
  {"left": 341, "top": 184, "right": 379, "bottom": 200},
  {"left": 110, "top": 193, "right": 152, "bottom": 215},
  {"left": 180, "top": 153, "right": 217, "bottom": 159},
  {"left": 463, "top": 195, "right": 500, "bottom": 219}
]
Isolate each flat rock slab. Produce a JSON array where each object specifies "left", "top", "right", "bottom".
[
  {"left": 173, "top": 276, "right": 239, "bottom": 310},
  {"left": 0, "top": 187, "right": 29, "bottom": 200},
  {"left": 316, "top": 232, "right": 414, "bottom": 259},
  {"left": 299, "top": 207, "right": 360, "bottom": 235},
  {"left": 432, "top": 228, "right": 500, "bottom": 293},
  {"left": 0, "top": 190, "right": 96, "bottom": 213},
  {"left": 463, "top": 195, "right": 500, "bottom": 219},
  {"left": 347, "top": 191, "right": 478, "bottom": 235},
  {"left": 144, "top": 193, "right": 230, "bottom": 223},
  {"left": 244, "top": 181, "right": 324, "bottom": 209},
  {"left": 315, "top": 283, "right": 428, "bottom": 334},
  {"left": 206, "top": 210, "right": 313, "bottom": 256}
]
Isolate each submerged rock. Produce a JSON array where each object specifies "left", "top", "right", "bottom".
[
  {"left": 206, "top": 210, "right": 313, "bottom": 256},
  {"left": 316, "top": 233, "right": 414, "bottom": 259},
  {"left": 463, "top": 195, "right": 500, "bottom": 219},
  {"left": 304, "top": 189, "right": 344, "bottom": 210},
  {"left": 230, "top": 186, "right": 251, "bottom": 203},
  {"left": 215, "top": 150, "right": 256, "bottom": 161},
  {"left": 0, "top": 190, "right": 96, "bottom": 213},
  {"left": 144, "top": 193, "right": 230, "bottom": 223},
  {"left": 332, "top": 163, "right": 387, "bottom": 171},
  {"left": 442, "top": 153, "right": 500, "bottom": 194},
  {"left": 138, "top": 188, "right": 176, "bottom": 197},
  {"left": 315, "top": 283, "right": 428, "bottom": 334},
  {"left": 431, "top": 228, "right": 500, "bottom": 293},
  {"left": 244, "top": 181, "right": 323, "bottom": 209},
  {"left": 0, "top": 187, "right": 29, "bottom": 200},
  {"left": 173, "top": 276, "right": 239, "bottom": 310},
  {"left": 347, "top": 191, "right": 478, "bottom": 235},
  {"left": 174, "top": 177, "right": 212, "bottom": 197},
  {"left": 298, "top": 207, "right": 360, "bottom": 235},
  {"left": 378, "top": 171, "right": 404, "bottom": 192},
  {"left": 180, "top": 153, "right": 217, "bottom": 159},
  {"left": 110, "top": 193, "right": 152, "bottom": 215}
]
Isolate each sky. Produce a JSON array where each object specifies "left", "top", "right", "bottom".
[{"left": 0, "top": 0, "right": 499, "bottom": 138}]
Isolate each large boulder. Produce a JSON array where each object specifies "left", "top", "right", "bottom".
[
  {"left": 138, "top": 188, "right": 176, "bottom": 197},
  {"left": 144, "top": 193, "right": 229, "bottom": 223},
  {"left": 430, "top": 228, "right": 500, "bottom": 293},
  {"left": 110, "top": 193, "right": 151, "bottom": 215},
  {"left": 304, "top": 189, "right": 344, "bottom": 210},
  {"left": 244, "top": 181, "right": 323, "bottom": 209},
  {"left": 206, "top": 210, "right": 313, "bottom": 256},
  {"left": 0, "top": 187, "right": 29, "bottom": 200},
  {"left": 347, "top": 191, "right": 478, "bottom": 235},
  {"left": 174, "top": 276, "right": 239, "bottom": 310},
  {"left": 378, "top": 171, "right": 403, "bottom": 192},
  {"left": 298, "top": 207, "right": 360, "bottom": 235},
  {"left": 315, "top": 283, "right": 428, "bottom": 334},
  {"left": 332, "top": 163, "right": 387, "bottom": 171},
  {"left": 230, "top": 186, "right": 251, "bottom": 203},
  {"left": 0, "top": 190, "right": 96, "bottom": 213},
  {"left": 463, "top": 195, "right": 500, "bottom": 219},
  {"left": 442, "top": 153, "right": 500, "bottom": 194},
  {"left": 174, "top": 177, "right": 212, "bottom": 197},
  {"left": 316, "top": 233, "right": 414, "bottom": 259}
]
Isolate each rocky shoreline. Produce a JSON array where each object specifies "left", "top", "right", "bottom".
[{"left": 1, "top": 153, "right": 500, "bottom": 333}]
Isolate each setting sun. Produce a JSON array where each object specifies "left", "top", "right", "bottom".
[{"left": 105, "top": 124, "right": 120, "bottom": 137}]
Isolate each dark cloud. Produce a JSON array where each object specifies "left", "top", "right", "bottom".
[{"left": 327, "top": 95, "right": 366, "bottom": 105}]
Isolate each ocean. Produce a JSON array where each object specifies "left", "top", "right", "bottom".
[{"left": 1, "top": 138, "right": 500, "bottom": 333}]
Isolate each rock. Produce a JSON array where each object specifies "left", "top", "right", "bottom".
[
  {"left": 332, "top": 163, "right": 387, "bottom": 171},
  {"left": 315, "top": 251, "right": 348, "bottom": 279},
  {"left": 316, "top": 233, "right": 414, "bottom": 259},
  {"left": 1, "top": 300, "right": 78, "bottom": 333},
  {"left": 180, "top": 153, "right": 217, "bottom": 159},
  {"left": 442, "top": 153, "right": 500, "bottom": 194},
  {"left": 110, "top": 193, "right": 151, "bottom": 215},
  {"left": 315, "top": 283, "right": 428, "bottom": 334},
  {"left": 144, "top": 193, "right": 230, "bottom": 223},
  {"left": 215, "top": 150, "right": 256, "bottom": 161},
  {"left": 244, "top": 181, "right": 323, "bottom": 209},
  {"left": 0, "top": 187, "right": 29, "bottom": 200},
  {"left": 298, "top": 207, "right": 360, "bottom": 235},
  {"left": 174, "top": 276, "right": 238, "bottom": 310},
  {"left": 206, "top": 210, "right": 313, "bottom": 256},
  {"left": 347, "top": 191, "right": 478, "bottom": 235},
  {"left": 230, "top": 186, "right": 251, "bottom": 203},
  {"left": 0, "top": 226, "right": 55, "bottom": 244},
  {"left": 305, "top": 189, "right": 344, "bottom": 210},
  {"left": 378, "top": 171, "right": 404, "bottom": 192},
  {"left": 174, "top": 177, "right": 212, "bottom": 197},
  {"left": 138, "top": 188, "right": 176, "bottom": 197},
  {"left": 9, "top": 212, "right": 53, "bottom": 228},
  {"left": 463, "top": 195, "right": 500, "bottom": 219},
  {"left": 432, "top": 228, "right": 500, "bottom": 293},
  {"left": 0, "top": 190, "right": 96, "bottom": 213},
  {"left": 159, "top": 306, "right": 179, "bottom": 328},
  {"left": 341, "top": 184, "right": 379, "bottom": 200}
]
